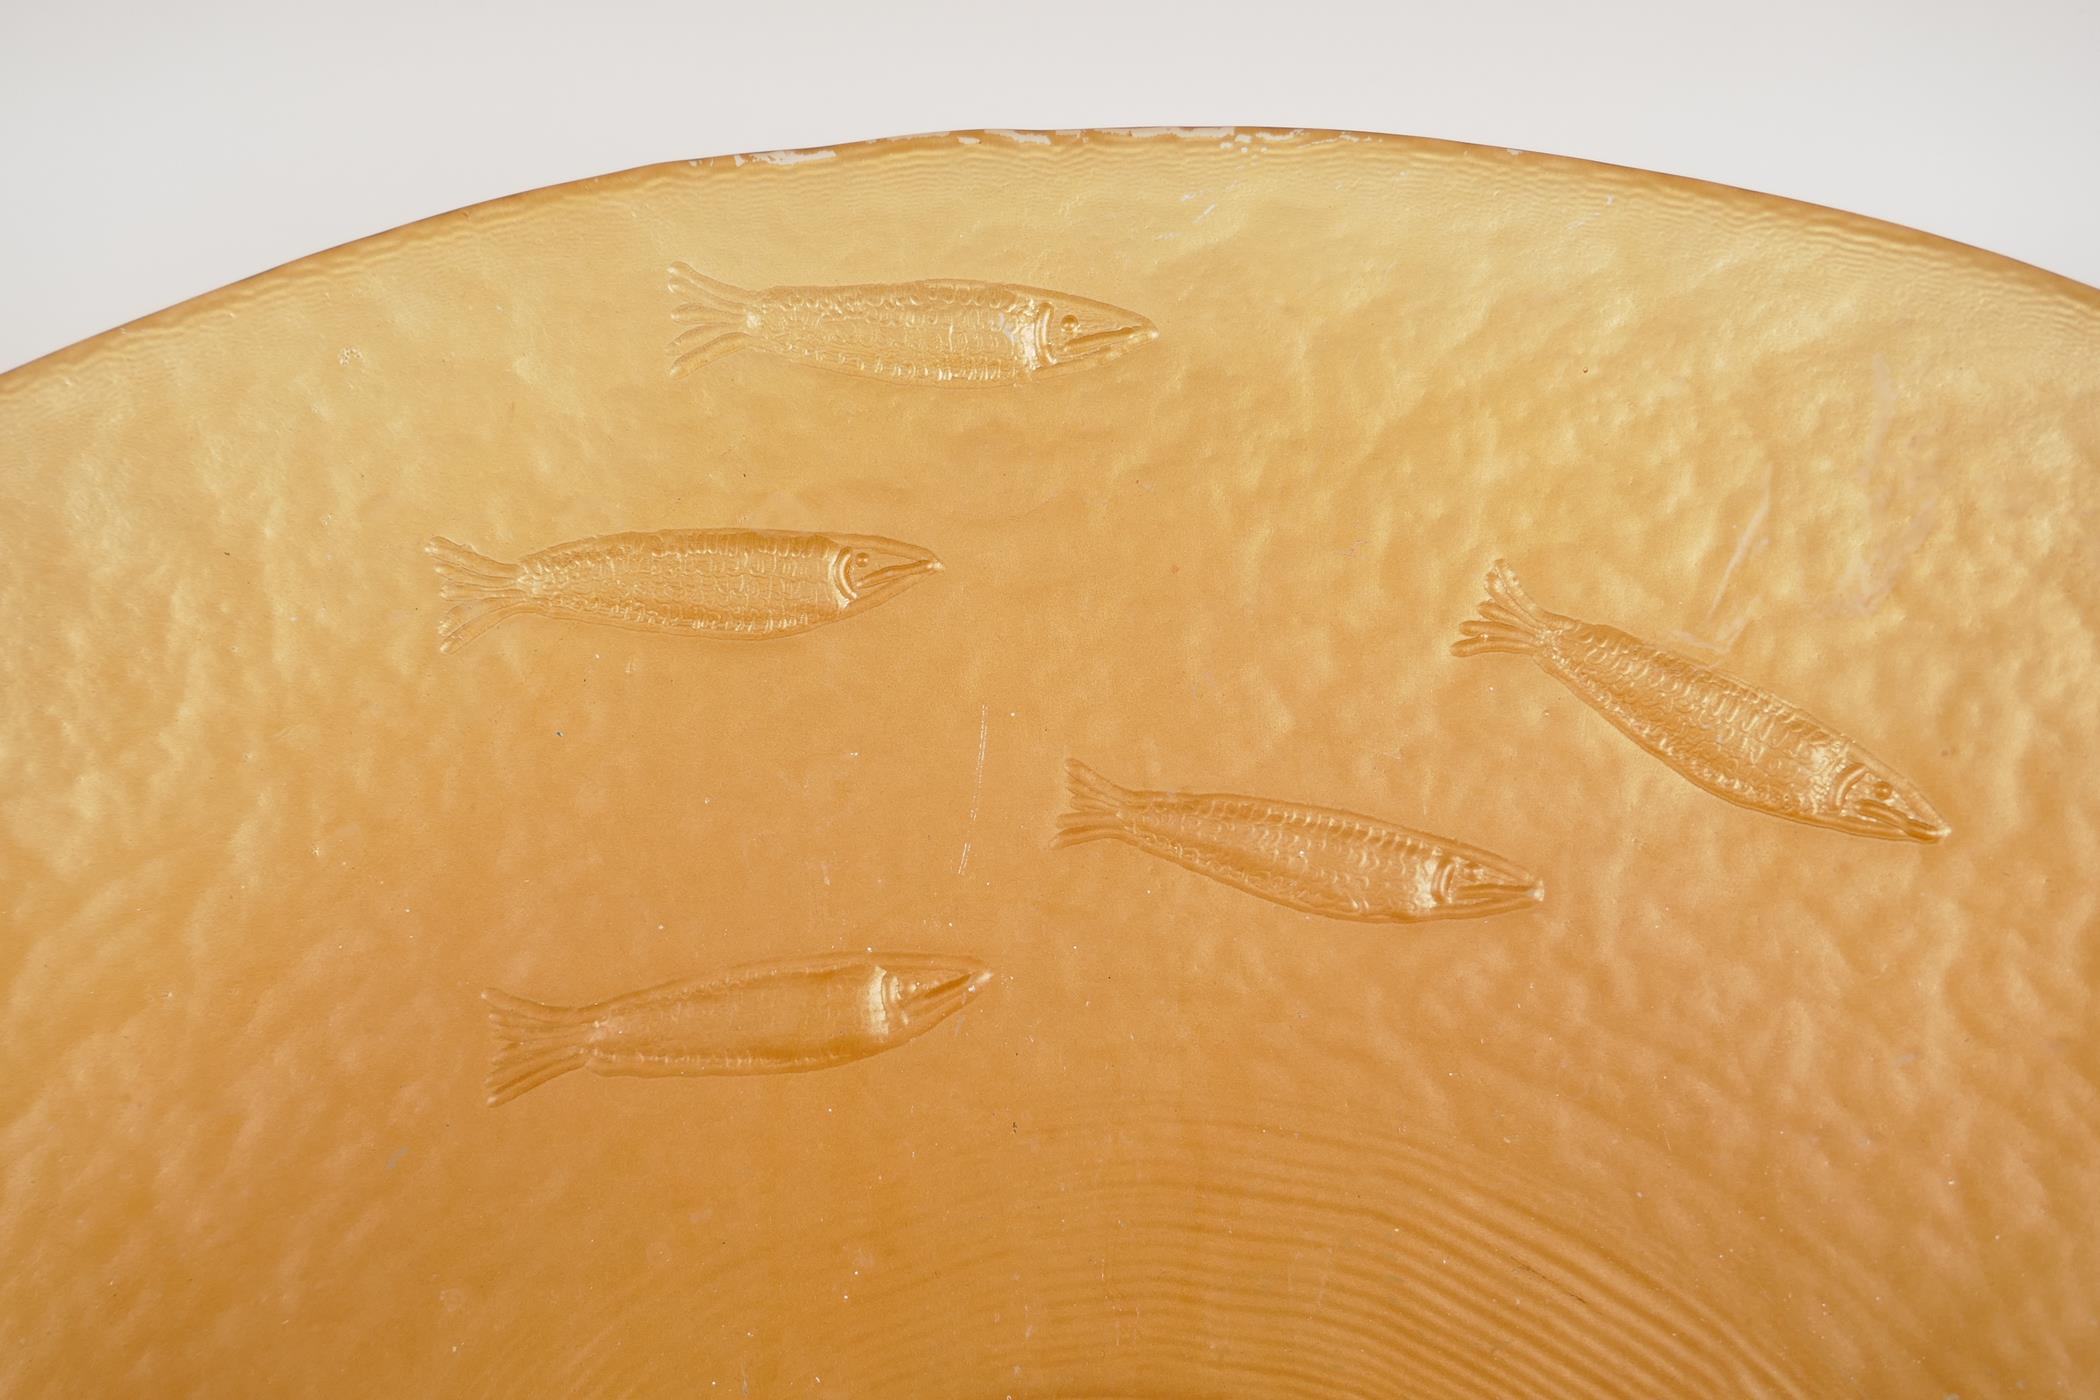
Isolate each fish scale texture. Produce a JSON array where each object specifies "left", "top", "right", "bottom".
[{"left": 1, "top": 128, "right": 2096, "bottom": 1397}]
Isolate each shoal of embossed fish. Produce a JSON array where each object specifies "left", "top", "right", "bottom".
[
  {"left": 1055, "top": 760, "right": 1543, "bottom": 923},
  {"left": 482, "top": 951, "right": 995, "bottom": 1106},
  {"left": 1453, "top": 559, "right": 1949, "bottom": 843},
  {"left": 665, "top": 263, "right": 1158, "bottom": 383},
  {"left": 422, "top": 528, "right": 941, "bottom": 653}
]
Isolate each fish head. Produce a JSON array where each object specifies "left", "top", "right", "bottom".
[
  {"left": 830, "top": 535, "right": 944, "bottom": 613},
  {"left": 1828, "top": 759, "right": 1949, "bottom": 843},
  {"left": 878, "top": 954, "right": 996, "bottom": 1037},
  {"left": 1035, "top": 293, "right": 1158, "bottom": 372},
  {"left": 1427, "top": 850, "right": 1546, "bottom": 919}
]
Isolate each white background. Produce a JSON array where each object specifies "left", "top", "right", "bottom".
[{"left": 3, "top": 0, "right": 2096, "bottom": 374}]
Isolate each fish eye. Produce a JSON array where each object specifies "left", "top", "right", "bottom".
[{"left": 852, "top": 550, "right": 870, "bottom": 569}]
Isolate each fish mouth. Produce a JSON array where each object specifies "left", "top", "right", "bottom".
[
  {"left": 1443, "top": 873, "right": 1546, "bottom": 918},
  {"left": 837, "top": 537, "right": 944, "bottom": 605},
  {"left": 1063, "top": 319, "right": 1157, "bottom": 360},
  {"left": 1436, "top": 868, "right": 1553, "bottom": 923},
  {"left": 859, "top": 553, "right": 943, "bottom": 593},
  {"left": 1850, "top": 797, "right": 1950, "bottom": 844},
  {"left": 885, "top": 958, "right": 995, "bottom": 1029}
]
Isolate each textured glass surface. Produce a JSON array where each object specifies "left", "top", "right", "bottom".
[{"left": 2, "top": 127, "right": 2096, "bottom": 1396}]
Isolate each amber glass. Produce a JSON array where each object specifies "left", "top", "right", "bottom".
[{"left": 2, "top": 128, "right": 2096, "bottom": 1397}]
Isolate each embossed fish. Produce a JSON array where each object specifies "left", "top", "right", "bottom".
[
  {"left": 1055, "top": 760, "right": 1543, "bottom": 922},
  {"left": 423, "top": 528, "right": 941, "bottom": 653},
  {"left": 1453, "top": 560, "right": 1949, "bottom": 842},
  {"left": 665, "top": 262, "right": 1158, "bottom": 383},
  {"left": 482, "top": 952, "right": 995, "bottom": 1105}
]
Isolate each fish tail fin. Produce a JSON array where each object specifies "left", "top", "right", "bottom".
[
  {"left": 667, "top": 261, "right": 751, "bottom": 312},
  {"left": 482, "top": 988, "right": 592, "bottom": 1107},
  {"left": 666, "top": 262, "right": 755, "bottom": 377},
  {"left": 424, "top": 538, "right": 532, "bottom": 653},
  {"left": 425, "top": 536, "right": 520, "bottom": 592},
  {"left": 1452, "top": 558, "right": 1563, "bottom": 658},
  {"left": 1054, "top": 759, "right": 1138, "bottom": 848},
  {"left": 436, "top": 599, "right": 534, "bottom": 654}
]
